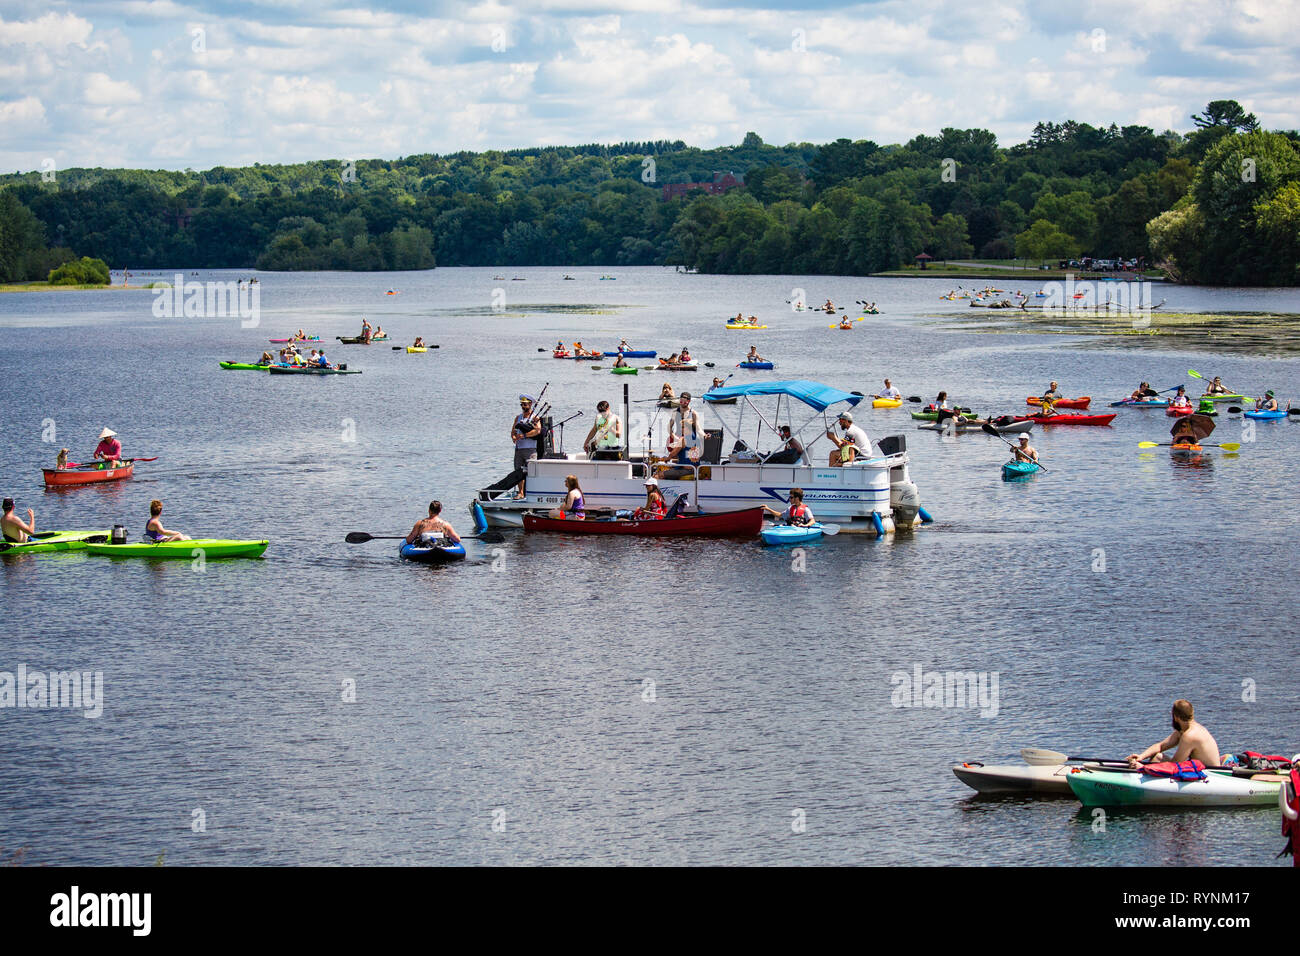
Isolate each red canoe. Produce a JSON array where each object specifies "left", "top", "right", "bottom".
[
  {"left": 523, "top": 507, "right": 764, "bottom": 536},
  {"left": 1014, "top": 413, "right": 1116, "bottom": 426},
  {"left": 1026, "top": 396, "right": 1091, "bottom": 409},
  {"left": 42, "top": 462, "right": 135, "bottom": 487},
  {"left": 1166, "top": 405, "right": 1195, "bottom": 417}
]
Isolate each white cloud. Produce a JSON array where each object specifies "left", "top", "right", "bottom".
[{"left": 84, "top": 72, "right": 143, "bottom": 104}]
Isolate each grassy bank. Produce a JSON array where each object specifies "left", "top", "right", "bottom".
[
  {"left": 0, "top": 281, "right": 126, "bottom": 293},
  {"left": 876, "top": 262, "right": 1166, "bottom": 281}
]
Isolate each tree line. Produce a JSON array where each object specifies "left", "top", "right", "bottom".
[{"left": 0, "top": 101, "right": 1294, "bottom": 285}]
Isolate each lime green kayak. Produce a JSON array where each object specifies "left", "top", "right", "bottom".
[
  {"left": 0, "top": 529, "right": 110, "bottom": 555},
  {"left": 84, "top": 539, "right": 269, "bottom": 559},
  {"left": 219, "top": 361, "right": 272, "bottom": 370}
]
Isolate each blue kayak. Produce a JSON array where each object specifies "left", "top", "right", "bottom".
[
  {"left": 1244, "top": 408, "right": 1286, "bottom": 420},
  {"left": 610, "top": 350, "right": 656, "bottom": 358},
  {"left": 1001, "top": 460, "right": 1040, "bottom": 481},
  {"left": 760, "top": 523, "right": 823, "bottom": 545},
  {"left": 739, "top": 361, "right": 774, "bottom": 369},
  {"left": 398, "top": 538, "right": 466, "bottom": 563}
]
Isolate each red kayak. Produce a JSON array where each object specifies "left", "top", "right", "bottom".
[
  {"left": 1014, "top": 413, "right": 1116, "bottom": 426},
  {"left": 523, "top": 507, "right": 763, "bottom": 536},
  {"left": 1166, "top": 405, "right": 1195, "bottom": 417},
  {"left": 1026, "top": 396, "right": 1091, "bottom": 409},
  {"left": 552, "top": 351, "right": 571, "bottom": 359},
  {"left": 43, "top": 462, "right": 135, "bottom": 487}
]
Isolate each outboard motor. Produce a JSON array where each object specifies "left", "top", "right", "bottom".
[
  {"left": 111, "top": 525, "right": 128, "bottom": 544},
  {"left": 891, "top": 480, "right": 920, "bottom": 529}
]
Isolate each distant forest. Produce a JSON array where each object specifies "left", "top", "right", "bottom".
[{"left": 1, "top": 101, "right": 1296, "bottom": 285}]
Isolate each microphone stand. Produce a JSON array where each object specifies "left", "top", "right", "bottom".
[{"left": 550, "top": 411, "right": 583, "bottom": 456}]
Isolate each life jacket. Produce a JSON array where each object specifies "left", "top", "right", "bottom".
[
  {"left": 1242, "top": 751, "right": 1293, "bottom": 771},
  {"left": 1280, "top": 768, "right": 1300, "bottom": 865},
  {"left": 1140, "top": 759, "right": 1206, "bottom": 780},
  {"left": 788, "top": 503, "right": 810, "bottom": 524}
]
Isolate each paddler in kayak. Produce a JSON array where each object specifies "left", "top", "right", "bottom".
[
  {"left": 413, "top": 336, "right": 426, "bottom": 348},
  {"left": 1169, "top": 386, "right": 1192, "bottom": 410},
  {"left": 1011, "top": 435, "right": 1039, "bottom": 464},
  {"left": 659, "top": 382, "right": 675, "bottom": 402},
  {"left": 1042, "top": 381, "right": 1062, "bottom": 402},
  {"left": 259, "top": 351, "right": 275, "bottom": 366},
  {"left": 405, "top": 500, "right": 461, "bottom": 545},
  {"left": 1127, "top": 699, "right": 1222, "bottom": 769},
  {"left": 745, "top": 346, "right": 765, "bottom": 363},
  {"left": 762, "top": 487, "right": 815, "bottom": 526},
  {"left": 1, "top": 498, "right": 36, "bottom": 543},
  {"left": 612, "top": 352, "right": 629, "bottom": 368},
  {"left": 874, "top": 378, "right": 901, "bottom": 401},
  {"left": 826, "top": 411, "right": 871, "bottom": 466},
  {"left": 93, "top": 428, "right": 123, "bottom": 467},
  {"left": 313, "top": 348, "right": 330, "bottom": 368},
  {"left": 145, "top": 499, "right": 189, "bottom": 542},
  {"left": 1128, "top": 381, "right": 1159, "bottom": 401},
  {"left": 1203, "top": 376, "right": 1231, "bottom": 396},
  {"left": 678, "top": 346, "right": 693, "bottom": 364},
  {"left": 1256, "top": 390, "right": 1280, "bottom": 412}
]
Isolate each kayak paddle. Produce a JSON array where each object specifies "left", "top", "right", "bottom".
[
  {"left": 980, "top": 423, "right": 1048, "bottom": 470},
  {"left": 345, "top": 530, "right": 503, "bottom": 544},
  {"left": 1137, "top": 441, "right": 1241, "bottom": 450},
  {"left": 1021, "top": 748, "right": 1129, "bottom": 766}
]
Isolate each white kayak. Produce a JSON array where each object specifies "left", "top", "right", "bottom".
[
  {"left": 953, "top": 761, "right": 1102, "bottom": 795},
  {"left": 1066, "top": 766, "right": 1284, "bottom": 807}
]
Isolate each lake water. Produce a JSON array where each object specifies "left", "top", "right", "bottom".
[{"left": 2, "top": 267, "right": 1298, "bottom": 866}]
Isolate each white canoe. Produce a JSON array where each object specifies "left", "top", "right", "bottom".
[
  {"left": 1066, "top": 767, "right": 1284, "bottom": 807},
  {"left": 952, "top": 761, "right": 1093, "bottom": 795}
]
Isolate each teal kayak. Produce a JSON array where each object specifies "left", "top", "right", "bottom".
[
  {"left": 1001, "top": 460, "right": 1040, "bottom": 481},
  {"left": 760, "top": 523, "right": 823, "bottom": 545},
  {"left": 1066, "top": 767, "right": 1282, "bottom": 807},
  {"left": 0, "top": 529, "right": 110, "bottom": 555},
  {"left": 84, "top": 539, "right": 269, "bottom": 559}
]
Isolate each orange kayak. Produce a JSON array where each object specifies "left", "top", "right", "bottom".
[
  {"left": 43, "top": 462, "right": 134, "bottom": 487},
  {"left": 1026, "top": 396, "right": 1090, "bottom": 409}
]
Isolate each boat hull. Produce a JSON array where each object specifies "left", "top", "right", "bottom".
[
  {"left": 84, "top": 539, "right": 269, "bottom": 559},
  {"left": 1014, "top": 413, "right": 1116, "bottom": 426},
  {"left": 523, "top": 507, "right": 763, "bottom": 536},
  {"left": 0, "top": 530, "right": 110, "bottom": 555},
  {"left": 953, "top": 763, "right": 1084, "bottom": 795},
  {"left": 43, "top": 463, "right": 134, "bottom": 487},
  {"left": 476, "top": 455, "right": 911, "bottom": 533},
  {"left": 1066, "top": 768, "right": 1282, "bottom": 807},
  {"left": 1026, "top": 396, "right": 1090, "bottom": 409},
  {"left": 399, "top": 540, "right": 466, "bottom": 563}
]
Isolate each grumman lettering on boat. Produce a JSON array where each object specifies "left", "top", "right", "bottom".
[
  {"left": 49, "top": 886, "right": 151, "bottom": 936},
  {"left": 474, "top": 380, "right": 928, "bottom": 534}
]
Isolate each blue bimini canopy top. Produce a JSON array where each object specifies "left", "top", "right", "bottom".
[{"left": 701, "top": 380, "right": 863, "bottom": 412}]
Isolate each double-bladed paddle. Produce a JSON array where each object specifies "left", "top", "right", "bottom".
[
  {"left": 1021, "top": 748, "right": 1129, "bottom": 766},
  {"left": 345, "top": 530, "right": 504, "bottom": 544},
  {"left": 1138, "top": 441, "right": 1241, "bottom": 450},
  {"left": 981, "top": 423, "right": 1048, "bottom": 470}
]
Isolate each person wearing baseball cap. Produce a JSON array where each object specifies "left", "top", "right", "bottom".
[
  {"left": 826, "top": 410, "right": 872, "bottom": 466},
  {"left": 93, "top": 428, "right": 123, "bottom": 467},
  {"left": 1012, "top": 434, "right": 1039, "bottom": 464},
  {"left": 634, "top": 478, "right": 667, "bottom": 520}
]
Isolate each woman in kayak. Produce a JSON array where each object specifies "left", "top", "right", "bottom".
[
  {"left": 633, "top": 478, "right": 667, "bottom": 520},
  {"left": 659, "top": 382, "right": 675, "bottom": 402},
  {"left": 1128, "top": 381, "right": 1158, "bottom": 401},
  {"left": 413, "top": 336, "right": 426, "bottom": 348},
  {"left": 1011, "top": 435, "right": 1039, "bottom": 464},
  {"left": 746, "top": 346, "right": 764, "bottom": 363},
  {"left": 1204, "top": 376, "right": 1231, "bottom": 396},
  {"left": 1, "top": 498, "right": 36, "bottom": 544},
  {"left": 1127, "top": 699, "right": 1221, "bottom": 769},
  {"left": 548, "top": 475, "right": 585, "bottom": 520},
  {"left": 145, "top": 499, "right": 189, "bottom": 542},
  {"left": 406, "top": 500, "right": 461, "bottom": 545},
  {"left": 763, "top": 487, "right": 815, "bottom": 526},
  {"left": 260, "top": 351, "right": 275, "bottom": 365},
  {"left": 678, "top": 346, "right": 692, "bottom": 364},
  {"left": 1169, "top": 386, "right": 1192, "bottom": 409}
]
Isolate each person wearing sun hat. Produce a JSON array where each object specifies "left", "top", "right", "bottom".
[
  {"left": 93, "top": 428, "right": 123, "bottom": 467},
  {"left": 825, "top": 410, "right": 871, "bottom": 467},
  {"left": 1257, "top": 390, "right": 1279, "bottom": 412}
]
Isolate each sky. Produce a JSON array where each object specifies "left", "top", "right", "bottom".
[{"left": 1, "top": 0, "right": 1297, "bottom": 172}]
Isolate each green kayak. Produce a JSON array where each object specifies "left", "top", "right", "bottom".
[
  {"left": 84, "top": 539, "right": 269, "bottom": 559},
  {"left": 911, "top": 409, "right": 977, "bottom": 421},
  {"left": 0, "top": 529, "right": 110, "bottom": 555},
  {"left": 1199, "top": 393, "right": 1247, "bottom": 403},
  {"left": 219, "top": 361, "right": 272, "bottom": 370}
]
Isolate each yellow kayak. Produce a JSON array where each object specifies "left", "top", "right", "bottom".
[
  {"left": 872, "top": 398, "right": 902, "bottom": 409},
  {"left": 725, "top": 324, "right": 767, "bottom": 330},
  {"left": 406, "top": 346, "right": 427, "bottom": 353}
]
